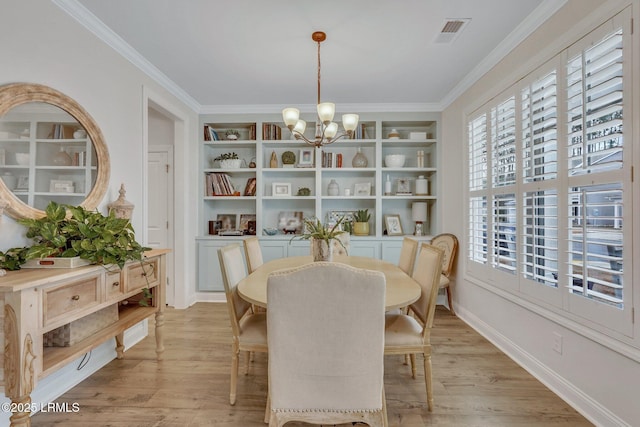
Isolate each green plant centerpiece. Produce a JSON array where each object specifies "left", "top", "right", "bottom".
[
  {"left": 214, "top": 152, "right": 242, "bottom": 169},
  {"left": 0, "top": 202, "right": 152, "bottom": 303},
  {"left": 0, "top": 201, "right": 149, "bottom": 270},
  {"left": 281, "top": 150, "right": 296, "bottom": 168},
  {"left": 291, "top": 216, "right": 347, "bottom": 261},
  {"left": 214, "top": 152, "right": 239, "bottom": 161},
  {"left": 353, "top": 208, "right": 371, "bottom": 236}
]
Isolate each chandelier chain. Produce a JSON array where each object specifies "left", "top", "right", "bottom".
[{"left": 317, "top": 38, "right": 322, "bottom": 105}]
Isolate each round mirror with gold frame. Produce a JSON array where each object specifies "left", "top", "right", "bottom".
[{"left": 0, "top": 83, "right": 110, "bottom": 219}]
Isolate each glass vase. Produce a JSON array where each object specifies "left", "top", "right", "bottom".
[{"left": 351, "top": 147, "right": 368, "bottom": 168}]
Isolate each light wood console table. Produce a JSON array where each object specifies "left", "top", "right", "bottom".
[{"left": 0, "top": 248, "right": 169, "bottom": 427}]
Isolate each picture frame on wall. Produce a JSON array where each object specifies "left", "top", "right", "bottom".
[
  {"left": 384, "top": 214, "right": 403, "bottom": 236},
  {"left": 298, "top": 149, "right": 314, "bottom": 167},
  {"left": 272, "top": 182, "right": 291, "bottom": 197}
]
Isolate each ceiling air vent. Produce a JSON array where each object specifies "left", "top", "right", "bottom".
[{"left": 434, "top": 18, "right": 470, "bottom": 44}]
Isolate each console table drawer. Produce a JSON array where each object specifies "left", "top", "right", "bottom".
[
  {"left": 105, "top": 270, "right": 123, "bottom": 301},
  {"left": 43, "top": 276, "right": 100, "bottom": 327},
  {"left": 125, "top": 258, "right": 160, "bottom": 293}
]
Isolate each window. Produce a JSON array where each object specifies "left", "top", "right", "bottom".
[{"left": 466, "top": 11, "right": 632, "bottom": 335}]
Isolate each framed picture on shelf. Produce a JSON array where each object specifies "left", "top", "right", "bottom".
[
  {"left": 396, "top": 178, "right": 411, "bottom": 195},
  {"left": 353, "top": 182, "right": 372, "bottom": 196},
  {"left": 243, "top": 177, "right": 257, "bottom": 196},
  {"left": 384, "top": 214, "right": 403, "bottom": 236},
  {"left": 277, "top": 211, "right": 303, "bottom": 234},
  {"left": 239, "top": 214, "right": 256, "bottom": 234},
  {"left": 216, "top": 214, "right": 237, "bottom": 231},
  {"left": 208, "top": 220, "right": 222, "bottom": 235},
  {"left": 16, "top": 175, "right": 29, "bottom": 191},
  {"left": 272, "top": 182, "right": 291, "bottom": 197},
  {"left": 298, "top": 149, "right": 314, "bottom": 167}
]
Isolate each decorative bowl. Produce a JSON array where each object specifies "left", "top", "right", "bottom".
[
  {"left": 15, "top": 153, "right": 30, "bottom": 166},
  {"left": 220, "top": 159, "right": 242, "bottom": 169},
  {"left": 385, "top": 154, "right": 406, "bottom": 168},
  {"left": 263, "top": 228, "right": 278, "bottom": 236}
]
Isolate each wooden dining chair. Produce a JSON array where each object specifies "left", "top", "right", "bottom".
[
  {"left": 266, "top": 262, "right": 388, "bottom": 427},
  {"left": 384, "top": 243, "right": 444, "bottom": 411},
  {"left": 431, "top": 233, "right": 459, "bottom": 314},
  {"left": 218, "top": 243, "right": 268, "bottom": 405},
  {"left": 243, "top": 236, "right": 264, "bottom": 274},
  {"left": 398, "top": 236, "right": 419, "bottom": 276}
]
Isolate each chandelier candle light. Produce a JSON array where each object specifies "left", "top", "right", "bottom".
[{"left": 282, "top": 31, "right": 359, "bottom": 148}]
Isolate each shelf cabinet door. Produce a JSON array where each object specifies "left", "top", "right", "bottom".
[
  {"left": 350, "top": 240, "right": 381, "bottom": 258},
  {"left": 197, "top": 239, "right": 247, "bottom": 291}
]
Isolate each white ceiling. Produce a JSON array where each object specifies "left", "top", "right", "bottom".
[{"left": 61, "top": 0, "right": 564, "bottom": 113}]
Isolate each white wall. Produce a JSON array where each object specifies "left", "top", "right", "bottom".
[
  {"left": 441, "top": 0, "right": 640, "bottom": 425},
  {"left": 0, "top": 0, "right": 199, "bottom": 414}
]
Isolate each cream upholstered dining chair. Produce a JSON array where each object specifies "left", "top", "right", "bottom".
[
  {"left": 266, "top": 262, "right": 388, "bottom": 427},
  {"left": 398, "top": 236, "right": 419, "bottom": 276},
  {"left": 431, "top": 233, "right": 459, "bottom": 314},
  {"left": 384, "top": 243, "right": 444, "bottom": 412},
  {"left": 243, "top": 236, "right": 263, "bottom": 274},
  {"left": 218, "top": 244, "right": 267, "bottom": 405}
]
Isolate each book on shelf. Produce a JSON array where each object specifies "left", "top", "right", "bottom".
[
  {"left": 350, "top": 123, "right": 367, "bottom": 139},
  {"left": 204, "top": 125, "right": 219, "bottom": 142},
  {"left": 205, "top": 172, "right": 237, "bottom": 196},
  {"left": 48, "top": 124, "right": 76, "bottom": 139},
  {"left": 321, "top": 151, "right": 343, "bottom": 168},
  {"left": 262, "top": 123, "right": 282, "bottom": 140}
]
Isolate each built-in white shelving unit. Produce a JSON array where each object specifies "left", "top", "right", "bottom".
[{"left": 196, "top": 112, "right": 440, "bottom": 291}]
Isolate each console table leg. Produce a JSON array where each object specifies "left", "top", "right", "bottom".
[
  {"left": 115, "top": 332, "right": 125, "bottom": 359},
  {"left": 155, "top": 311, "right": 165, "bottom": 360},
  {"left": 9, "top": 395, "right": 32, "bottom": 427}
]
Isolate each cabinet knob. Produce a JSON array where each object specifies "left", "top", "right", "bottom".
[
  {"left": 112, "top": 281, "right": 120, "bottom": 287},
  {"left": 141, "top": 272, "right": 147, "bottom": 277},
  {"left": 71, "top": 295, "right": 80, "bottom": 301}
]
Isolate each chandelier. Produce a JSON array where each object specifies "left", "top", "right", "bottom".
[{"left": 282, "top": 31, "right": 359, "bottom": 148}]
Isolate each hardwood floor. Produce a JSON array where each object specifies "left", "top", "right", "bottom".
[{"left": 31, "top": 303, "right": 592, "bottom": 426}]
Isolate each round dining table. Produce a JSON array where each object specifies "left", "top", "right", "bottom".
[{"left": 237, "top": 255, "right": 421, "bottom": 311}]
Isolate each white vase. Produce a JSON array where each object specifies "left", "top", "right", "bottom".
[
  {"left": 52, "top": 147, "right": 72, "bottom": 166},
  {"left": 327, "top": 179, "right": 340, "bottom": 196}
]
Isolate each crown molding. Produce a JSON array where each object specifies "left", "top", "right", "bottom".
[
  {"left": 200, "top": 102, "right": 443, "bottom": 115},
  {"left": 439, "top": 0, "right": 568, "bottom": 109},
  {"left": 53, "top": 0, "right": 202, "bottom": 113}
]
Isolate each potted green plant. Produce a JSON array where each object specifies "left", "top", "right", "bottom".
[
  {"left": 214, "top": 152, "right": 242, "bottom": 168},
  {"left": 291, "top": 216, "right": 346, "bottom": 261},
  {"left": 225, "top": 129, "right": 240, "bottom": 140},
  {"left": 281, "top": 150, "right": 296, "bottom": 168},
  {"left": 0, "top": 201, "right": 148, "bottom": 271},
  {"left": 353, "top": 209, "right": 370, "bottom": 236}
]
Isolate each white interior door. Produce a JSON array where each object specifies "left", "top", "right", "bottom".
[{"left": 148, "top": 148, "right": 174, "bottom": 304}]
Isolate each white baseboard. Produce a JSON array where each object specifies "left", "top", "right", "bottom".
[
  {"left": 455, "top": 305, "right": 629, "bottom": 427},
  {"left": 195, "top": 291, "right": 226, "bottom": 303},
  {"left": 0, "top": 319, "right": 150, "bottom": 425}
]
